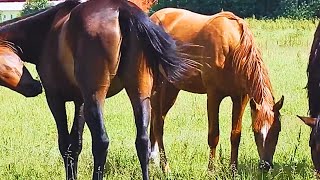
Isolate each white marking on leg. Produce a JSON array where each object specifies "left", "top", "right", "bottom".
[{"left": 150, "top": 142, "right": 159, "bottom": 160}]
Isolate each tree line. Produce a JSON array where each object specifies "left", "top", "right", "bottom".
[
  {"left": 21, "top": 0, "right": 320, "bottom": 19},
  {"left": 151, "top": 0, "right": 320, "bottom": 19}
]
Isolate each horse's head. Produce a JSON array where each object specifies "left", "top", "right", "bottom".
[
  {"left": 0, "top": 45, "right": 42, "bottom": 97},
  {"left": 250, "top": 95, "right": 284, "bottom": 171},
  {"left": 297, "top": 116, "right": 320, "bottom": 175}
]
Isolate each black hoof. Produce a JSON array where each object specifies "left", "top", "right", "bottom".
[{"left": 259, "top": 160, "right": 273, "bottom": 171}]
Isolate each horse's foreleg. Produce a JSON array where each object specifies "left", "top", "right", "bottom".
[
  {"left": 207, "top": 91, "right": 223, "bottom": 171},
  {"left": 46, "top": 95, "right": 77, "bottom": 180},
  {"left": 68, "top": 101, "right": 85, "bottom": 177},
  {"left": 150, "top": 79, "right": 179, "bottom": 173},
  {"left": 230, "top": 94, "right": 249, "bottom": 170}
]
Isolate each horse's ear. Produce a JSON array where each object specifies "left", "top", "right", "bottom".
[
  {"left": 250, "top": 98, "right": 259, "bottom": 110},
  {"left": 273, "top": 95, "right": 284, "bottom": 111},
  {"left": 297, "top": 115, "right": 316, "bottom": 127}
]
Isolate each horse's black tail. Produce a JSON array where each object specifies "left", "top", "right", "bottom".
[
  {"left": 118, "top": 1, "right": 200, "bottom": 83},
  {"left": 307, "top": 22, "right": 320, "bottom": 117}
]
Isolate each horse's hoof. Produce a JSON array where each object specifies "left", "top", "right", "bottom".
[
  {"left": 259, "top": 160, "right": 273, "bottom": 171},
  {"left": 149, "top": 152, "right": 160, "bottom": 166},
  {"left": 207, "top": 160, "right": 216, "bottom": 173},
  {"left": 230, "top": 163, "right": 238, "bottom": 172},
  {"left": 160, "top": 161, "right": 170, "bottom": 173},
  {"left": 164, "top": 163, "right": 170, "bottom": 173}
]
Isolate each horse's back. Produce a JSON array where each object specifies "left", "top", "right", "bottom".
[
  {"left": 151, "top": 8, "right": 211, "bottom": 42},
  {"left": 151, "top": 8, "right": 242, "bottom": 57}
]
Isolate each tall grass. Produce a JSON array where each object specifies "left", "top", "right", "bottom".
[{"left": 0, "top": 19, "right": 318, "bottom": 179}]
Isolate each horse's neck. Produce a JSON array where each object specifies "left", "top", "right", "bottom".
[
  {"left": 0, "top": 16, "right": 57, "bottom": 65},
  {"left": 249, "top": 70, "right": 274, "bottom": 108},
  {"left": 0, "top": 1, "right": 79, "bottom": 65}
]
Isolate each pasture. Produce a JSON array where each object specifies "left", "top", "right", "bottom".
[{"left": 0, "top": 18, "right": 317, "bottom": 179}]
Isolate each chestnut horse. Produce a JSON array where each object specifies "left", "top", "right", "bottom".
[
  {"left": 298, "top": 22, "right": 320, "bottom": 177},
  {"left": 129, "top": 0, "right": 157, "bottom": 12},
  {"left": 149, "top": 8, "right": 284, "bottom": 172},
  {"left": 0, "top": 41, "right": 42, "bottom": 97},
  {"left": 0, "top": 1, "right": 198, "bottom": 179}
]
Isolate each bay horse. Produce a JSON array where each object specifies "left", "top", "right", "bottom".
[
  {"left": 297, "top": 22, "right": 320, "bottom": 177},
  {"left": 0, "top": 41, "right": 42, "bottom": 97},
  {"left": 149, "top": 8, "right": 284, "bottom": 172},
  {"left": 0, "top": 0, "right": 199, "bottom": 179}
]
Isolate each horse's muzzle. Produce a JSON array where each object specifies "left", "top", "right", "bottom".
[{"left": 18, "top": 80, "right": 43, "bottom": 97}]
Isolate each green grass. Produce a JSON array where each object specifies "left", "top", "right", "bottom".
[{"left": 0, "top": 18, "right": 318, "bottom": 179}]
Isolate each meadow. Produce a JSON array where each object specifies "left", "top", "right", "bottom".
[{"left": 0, "top": 18, "right": 318, "bottom": 179}]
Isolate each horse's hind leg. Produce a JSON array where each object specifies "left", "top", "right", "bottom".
[
  {"left": 207, "top": 90, "right": 224, "bottom": 171},
  {"left": 119, "top": 53, "right": 154, "bottom": 180},
  {"left": 68, "top": 100, "right": 85, "bottom": 177},
  {"left": 77, "top": 72, "right": 111, "bottom": 180},
  {"left": 230, "top": 94, "right": 249, "bottom": 171},
  {"left": 75, "top": 49, "right": 117, "bottom": 180},
  {"left": 150, "top": 78, "right": 179, "bottom": 173}
]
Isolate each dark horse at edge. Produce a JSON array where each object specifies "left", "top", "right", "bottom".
[
  {"left": 0, "top": 0, "right": 199, "bottom": 179},
  {"left": 298, "top": 22, "right": 320, "bottom": 177}
]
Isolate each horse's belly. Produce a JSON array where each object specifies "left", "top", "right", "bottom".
[{"left": 174, "top": 74, "right": 206, "bottom": 94}]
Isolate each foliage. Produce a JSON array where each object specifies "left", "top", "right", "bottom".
[
  {"left": 151, "top": 0, "right": 320, "bottom": 19},
  {"left": 275, "top": 0, "right": 320, "bottom": 19},
  {"left": 20, "top": 0, "right": 52, "bottom": 16}
]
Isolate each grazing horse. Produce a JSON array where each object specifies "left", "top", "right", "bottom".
[
  {"left": 149, "top": 8, "right": 284, "bottom": 172},
  {"left": 297, "top": 22, "right": 320, "bottom": 177},
  {"left": 0, "top": 41, "right": 42, "bottom": 97},
  {"left": 0, "top": 0, "right": 199, "bottom": 179}
]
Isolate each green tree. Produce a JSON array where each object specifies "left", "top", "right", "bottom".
[
  {"left": 20, "top": 0, "right": 52, "bottom": 16},
  {"left": 151, "top": 0, "right": 320, "bottom": 19}
]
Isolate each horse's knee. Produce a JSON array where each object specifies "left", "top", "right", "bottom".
[
  {"left": 136, "top": 133, "right": 149, "bottom": 148},
  {"left": 84, "top": 104, "right": 101, "bottom": 120},
  {"left": 71, "top": 139, "right": 83, "bottom": 156},
  {"left": 152, "top": 119, "right": 164, "bottom": 136},
  {"left": 92, "top": 137, "right": 110, "bottom": 156},
  {"left": 230, "top": 130, "right": 241, "bottom": 146},
  {"left": 208, "top": 131, "right": 219, "bottom": 148}
]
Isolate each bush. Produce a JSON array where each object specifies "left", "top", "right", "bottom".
[
  {"left": 151, "top": 0, "right": 320, "bottom": 19},
  {"left": 21, "top": 0, "right": 52, "bottom": 16}
]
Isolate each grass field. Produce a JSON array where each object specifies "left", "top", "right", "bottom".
[{"left": 0, "top": 19, "right": 318, "bottom": 179}]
